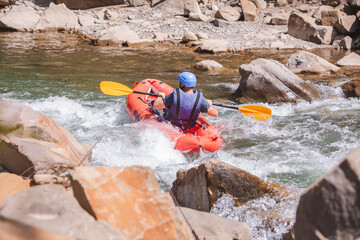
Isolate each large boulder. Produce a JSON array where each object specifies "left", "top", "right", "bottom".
[
  {"left": 180, "top": 207, "right": 252, "bottom": 240},
  {"left": 0, "top": 184, "right": 124, "bottom": 240},
  {"left": 294, "top": 145, "right": 360, "bottom": 240},
  {"left": 0, "top": 100, "right": 91, "bottom": 177},
  {"left": 286, "top": 50, "right": 340, "bottom": 73},
  {"left": 36, "top": 3, "right": 80, "bottom": 31},
  {"left": 151, "top": 0, "right": 200, "bottom": 17},
  {"left": 235, "top": 58, "right": 321, "bottom": 103},
  {"left": 288, "top": 12, "right": 338, "bottom": 44},
  {"left": 0, "top": 6, "right": 40, "bottom": 31},
  {"left": 56, "top": 0, "right": 125, "bottom": 10},
  {"left": 334, "top": 14, "right": 360, "bottom": 35},
  {"left": 194, "top": 39, "right": 229, "bottom": 53},
  {"left": 240, "top": 0, "right": 258, "bottom": 21},
  {"left": 171, "top": 159, "right": 286, "bottom": 212},
  {"left": 336, "top": 52, "right": 360, "bottom": 66},
  {"left": 70, "top": 166, "right": 194, "bottom": 240},
  {"left": 0, "top": 173, "right": 30, "bottom": 204},
  {"left": 0, "top": 215, "right": 74, "bottom": 240}
]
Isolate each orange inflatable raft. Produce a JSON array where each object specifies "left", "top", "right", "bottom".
[{"left": 126, "top": 79, "right": 223, "bottom": 153}]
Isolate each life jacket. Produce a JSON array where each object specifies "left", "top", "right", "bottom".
[{"left": 166, "top": 88, "right": 202, "bottom": 131}]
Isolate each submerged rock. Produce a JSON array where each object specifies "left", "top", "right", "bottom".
[
  {"left": 0, "top": 100, "right": 91, "bottom": 177},
  {"left": 294, "top": 145, "right": 360, "bottom": 240}
]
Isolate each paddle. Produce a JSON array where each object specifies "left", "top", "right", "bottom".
[{"left": 100, "top": 81, "right": 271, "bottom": 121}]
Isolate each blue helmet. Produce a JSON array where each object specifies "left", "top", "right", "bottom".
[{"left": 178, "top": 72, "right": 197, "bottom": 87}]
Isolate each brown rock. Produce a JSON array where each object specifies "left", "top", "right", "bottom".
[
  {"left": 0, "top": 100, "right": 91, "bottom": 177},
  {"left": 334, "top": 15, "right": 360, "bottom": 35},
  {"left": 321, "top": 9, "right": 344, "bottom": 26},
  {"left": 56, "top": 0, "right": 125, "bottom": 10},
  {"left": 240, "top": 0, "right": 258, "bottom": 21},
  {"left": 0, "top": 173, "right": 30, "bottom": 204},
  {"left": 0, "top": 215, "right": 74, "bottom": 240},
  {"left": 215, "top": 6, "right": 241, "bottom": 22},
  {"left": 171, "top": 159, "right": 287, "bottom": 211},
  {"left": 294, "top": 145, "right": 360, "bottom": 239},
  {"left": 341, "top": 80, "right": 360, "bottom": 98},
  {"left": 70, "top": 166, "right": 194, "bottom": 240}
]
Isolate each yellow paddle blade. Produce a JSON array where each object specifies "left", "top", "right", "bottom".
[
  {"left": 238, "top": 105, "right": 272, "bottom": 121},
  {"left": 100, "top": 81, "right": 134, "bottom": 96}
]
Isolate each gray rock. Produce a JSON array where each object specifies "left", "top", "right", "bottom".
[
  {"left": 193, "top": 60, "right": 223, "bottom": 71},
  {"left": 332, "top": 35, "right": 353, "bottom": 49},
  {"left": 0, "top": 6, "right": 40, "bottom": 31},
  {"left": 0, "top": 184, "right": 124, "bottom": 240}
]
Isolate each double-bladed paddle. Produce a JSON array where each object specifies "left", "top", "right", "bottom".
[{"left": 100, "top": 81, "right": 272, "bottom": 121}]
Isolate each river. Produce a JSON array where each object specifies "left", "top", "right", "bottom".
[{"left": 1, "top": 32, "right": 360, "bottom": 239}]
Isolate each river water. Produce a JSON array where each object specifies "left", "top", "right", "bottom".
[{"left": 1, "top": 32, "right": 360, "bottom": 239}]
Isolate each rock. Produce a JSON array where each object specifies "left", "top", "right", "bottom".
[
  {"left": 0, "top": 184, "right": 124, "bottom": 240},
  {"left": 321, "top": 9, "right": 345, "bottom": 26},
  {"left": 236, "top": 58, "right": 321, "bottom": 103},
  {"left": 97, "top": 26, "right": 141, "bottom": 46},
  {"left": 348, "top": 0, "right": 360, "bottom": 8},
  {"left": 215, "top": 6, "right": 240, "bottom": 22},
  {"left": 152, "top": 0, "right": 201, "bottom": 17},
  {"left": 56, "top": 0, "right": 125, "bottom": 10},
  {"left": 33, "top": 174, "right": 66, "bottom": 185},
  {"left": 126, "top": 0, "right": 148, "bottom": 7},
  {"left": 275, "top": 0, "right": 288, "bottom": 7},
  {"left": 341, "top": 80, "right": 360, "bottom": 98},
  {"left": 36, "top": 3, "right": 80, "bottom": 31},
  {"left": 0, "top": 100, "right": 91, "bottom": 177},
  {"left": 210, "top": 18, "right": 232, "bottom": 27},
  {"left": 196, "top": 32, "right": 209, "bottom": 40},
  {"left": 153, "top": 32, "right": 169, "bottom": 41},
  {"left": 321, "top": 0, "right": 342, "bottom": 7},
  {"left": 0, "top": 6, "right": 40, "bottom": 31},
  {"left": 294, "top": 145, "right": 360, "bottom": 240},
  {"left": 252, "top": 0, "right": 267, "bottom": 9},
  {"left": 286, "top": 50, "right": 340, "bottom": 73},
  {"left": 78, "top": 13, "right": 96, "bottom": 26},
  {"left": 313, "top": 5, "right": 334, "bottom": 20},
  {"left": 353, "top": 35, "right": 360, "bottom": 49},
  {"left": 240, "top": 0, "right": 258, "bottom": 21},
  {"left": 336, "top": 52, "right": 360, "bottom": 66},
  {"left": 180, "top": 207, "right": 252, "bottom": 240},
  {"left": 195, "top": 39, "right": 229, "bottom": 53},
  {"left": 332, "top": 35, "right": 353, "bottom": 49},
  {"left": 0, "top": 173, "right": 30, "bottom": 204},
  {"left": 182, "top": 30, "right": 198, "bottom": 42},
  {"left": 104, "top": 9, "right": 118, "bottom": 21},
  {"left": 0, "top": 215, "right": 75, "bottom": 240},
  {"left": 0, "top": 0, "right": 15, "bottom": 6},
  {"left": 188, "top": 12, "right": 210, "bottom": 22},
  {"left": 288, "top": 12, "right": 338, "bottom": 44},
  {"left": 270, "top": 12, "right": 289, "bottom": 25},
  {"left": 334, "top": 15, "right": 360, "bottom": 35},
  {"left": 171, "top": 159, "right": 286, "bottom": 211},
  {"left": 70, "top": 166, "right": 194, "bottom": 240},
  {"left": 193, "top": 60, "right": 224, "bottom": 71}
]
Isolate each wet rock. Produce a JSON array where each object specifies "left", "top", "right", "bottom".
[
  {"left": 0, "top": 6, "right": 40, "bottom": 31},
  {"left": 332, "top": 35, "right": 353, "bottom": 49},
  {"left": 171, "top": 159, "right": 286, "bottom": 212},
  {"left": 215, "top": 6, "right": 240, "bottom": 22},
  {"left": 0, "top": 184, "right": 124, "bottom": 240},
  {"left": 0, "top": 215, "right": 74, "bottom": 240},
  {"left": 294, "top": 145, "right": 360, "bottom": 240},
  {"left": 334, "top": 15, "right": 360, "bottom": 35},
  {"left": 96, "top": 26, "right": 141, "bottom": 46},
  {"left": 240, "top": 0, "right": 258, "bottom": 21},
  {"left": 193, "top": 60, "right": 224, "bottom": 71},
  {"left": 36, "top": 3, "right": 80, "bottom": 31},
  {"left": 180, "top": 207, "right": 252, "bottom": 240},
  {"left": 70, "top": 166, "right": 194, "bottom": 240},
  {"left": 336, "top": 52, "right": 360, "bottom": 66},
  {"left": 321, "top": 9, "right": 345, "bottom": 26},
  {"left": 194, "top": 39, "right": 229, "bottom": 53},
  {"left": 0, "top": 100, "right": 91, "bottom": 177},
  {"left": 0, "top": 173, "right": 30, "bottom": 204},
  {"left": 341, "top": 80, "right": 360, "bottom": 97},
  {"left": 286, "top": 50, "right": 340, "bottom": 73},
  {"left": 236, "top": 58, "right": 321, "bottom": 103},
  {"left": 152, "top": 0, "right": 200, "bottom": 17},
  {"left": 56, "top": 0, "right": 125, "bottom": 10}
]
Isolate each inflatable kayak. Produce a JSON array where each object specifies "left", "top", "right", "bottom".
[{"left": 126, "top": 79, "right": 223, "bottom": 153}]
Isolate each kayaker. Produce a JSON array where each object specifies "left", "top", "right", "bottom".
[{"left": 153, "top": 72, "right": 218, "bottom": 132}]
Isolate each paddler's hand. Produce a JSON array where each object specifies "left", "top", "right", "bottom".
[{"left": 159, "top": 92, "right": 165, "bottom": 99}]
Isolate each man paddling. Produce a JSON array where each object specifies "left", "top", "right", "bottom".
[{"left": 153, "top": 72, "right": 218, "bottom": 132}]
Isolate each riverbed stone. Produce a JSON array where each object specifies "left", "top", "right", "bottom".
[
  {"left": 0, "top": 184, "right": 124, "bottom": 240},
  {"left": 96, "top": 26, "right": 141, "bottom": 46},
  {"left": 0, "top": 100, "right": 91, "bottom": 177},
  {"left": 70, "top": 166, "right": 194, "bottom": 240},
  {"left": 36, "top": 3, "right": 80, "bottom": 31},
  {"left": 152, "top": 0, "right": 201, "bottom": 17},
  {"left": 294, "top": 145, "right": 360, "bottom": 240},
  {"left": 0, "top": 0, "right": 15, "bottom": 6},
  {"left": 236, "top": 58, "right": 321, "bottom": 103},
  {"left": 56, "top": 0, "right": 125, "bottom": 10},
  {"left": 332, "top": 35, "right": 353, "bottom": 49},
  {"left": 270, "top": 12, "right": 289, "bottom": 25},
  {"left": 286, "top": 50, "right": 340, "bottom": 73},
  {"left": 336, "top": 52, "right": 360, "bottom": 66},
  {"left": 0, "top": 173, "right": 30, "bottom": 204},
  {"left": 0, "top": 6, "right": 40, "bottom": 31},
  {"left": 0, "top": 215, "right": 75, "bottom": 240},
  {"left": 171, "top": 159, "right": 286, "bottom": 211},
  {"left": 341, "top": 80, "right": 360, "bottom": 98},
  {"left": 215, "top": 6, "right": 241, "bottom": 22},
  {"left": 193, "top": 60, "right": 224, "bottom": 71},
  {"left": 194, "top": 39, "right": 229, "bottom": 53},
  {"left": 180, "top": 207, "right": 252, "bottom": 240},
  {"left": 240, "top": 0, "right": 258, "bottom": 21}
]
